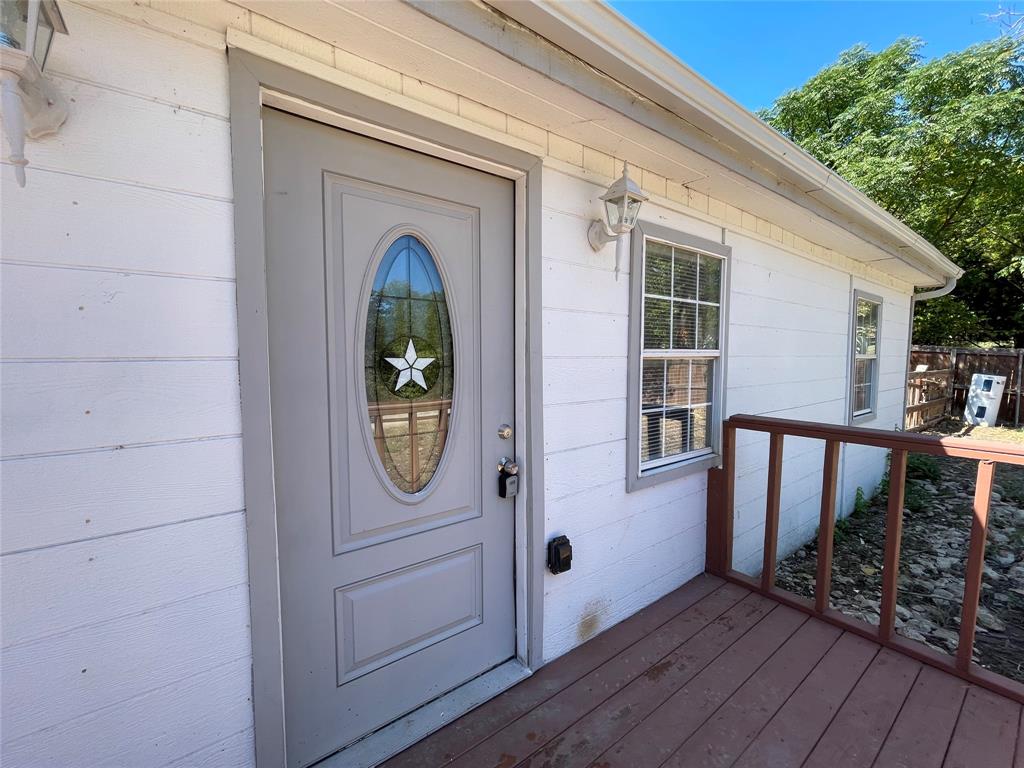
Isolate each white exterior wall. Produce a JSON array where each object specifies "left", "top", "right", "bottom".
[
  {"left": 1, "top": 5, "right": 256, "bottom": 767},
  {"left": 539, "top": 170, "right": 723, "bottom": 660},
  {"left": 538, "top": 173, "right": 913, "bottom": 657},
  {"left": 726, "top": 231, "right": 912, "bottom": 576},
  {"left": 0, "top": 2, "right": 916, "bottom": 764}
]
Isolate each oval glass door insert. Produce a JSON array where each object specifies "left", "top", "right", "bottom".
[{"left": 365, "top": 234, "right": 454, "bottom": 494}]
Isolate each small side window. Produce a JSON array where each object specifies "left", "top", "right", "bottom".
[
  {"left": 627, "top": 223, "right": 729, "bottom": 492},
  {"left": 850, "top": 291, "right": 882, "bottom": 423}
]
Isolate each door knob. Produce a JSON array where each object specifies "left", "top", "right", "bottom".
[{"left": 497, "top": 457, "right": 519, "bottom": 475}]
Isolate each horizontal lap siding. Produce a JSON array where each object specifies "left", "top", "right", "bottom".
[
  {"left": 841, "top": 289, "right": 909, "bottom": 514},
  {"left": 539, "top": 174, "right": 912, "bottom": 657},
  {"left": 726, "top": 231, "right": 911, "bottom": 575},
  {"left": 540, "top": 170, "right": 719, "bottom": 661},
  {"left": 727, "top": 229, "right": 847, "bottom": 575},
  {"left": 0, "top": 3, "right": 252, "bottom": 766}
]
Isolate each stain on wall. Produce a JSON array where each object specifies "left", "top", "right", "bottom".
[{"left": 576, "top": 597, "right": 610, "bottom": 644}]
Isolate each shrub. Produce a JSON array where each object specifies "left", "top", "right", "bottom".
[
  {"left": 852, "top": 486, "right": 870, "bottom": 517},
  {"left": 906, "top": 453, "right": 942, "bottom": 484}
]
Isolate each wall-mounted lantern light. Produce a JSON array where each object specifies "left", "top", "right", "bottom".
[
  {"left": 1, "top": 0, "right": 69, "bottom": 187},
  {"left": 587, "top": 162, "right": 649, "bottom": 251}
]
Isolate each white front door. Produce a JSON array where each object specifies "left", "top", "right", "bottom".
[{"left": 262, "top": 107, "right": 517, "bottom": 767}]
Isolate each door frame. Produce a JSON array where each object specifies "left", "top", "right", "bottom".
[{"left": 227, "top": 50, "right": 546, "bottom": 766}]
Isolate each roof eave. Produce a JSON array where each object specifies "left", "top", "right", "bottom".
[{"left": 488, "top": 0, "right": 963, "bottom": 285}]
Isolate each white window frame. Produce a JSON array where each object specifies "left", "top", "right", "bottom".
[
  {"left": 849, "top": 290, "right": 882, "bottom": 424},
  {"left": 626, "top": 221, "right": 730, "bottom": 492}
]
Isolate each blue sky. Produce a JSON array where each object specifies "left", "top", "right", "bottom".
[{"left": 608, "top": 1, "right": 1012, "bottom": 111}]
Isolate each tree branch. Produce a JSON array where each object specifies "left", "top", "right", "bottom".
[{"left": 930, "top": 177, "right": 979, "bottom": 239}]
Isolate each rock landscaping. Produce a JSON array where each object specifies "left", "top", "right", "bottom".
[{"left": 775, "top": 420, "right": 1024, "bottom": 683}]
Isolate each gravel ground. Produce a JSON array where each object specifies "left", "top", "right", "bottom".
[{"left": 775, "top": 419, "right": 1024, "bottom": 683}]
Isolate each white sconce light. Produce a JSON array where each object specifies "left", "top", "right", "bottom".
[
  {"left": 587, "top": 162, "right": 649, "bottom": 251},
  {"left": 1, "top": 0, "right": 69, "bottom": 187}
]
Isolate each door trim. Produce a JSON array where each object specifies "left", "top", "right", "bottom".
[{"left": 227, "top": 50, "right": 546, "bottom": 767}]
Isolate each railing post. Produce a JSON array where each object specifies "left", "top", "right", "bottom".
[
  {"left": 722, "top": 422, "right": 735, "bottom": 574},
  {"left": 957, "top": 459, "right": 996, "bottom": 672},
  {"left": 705, "top": 468, "right": 723, "bottom": 576},
  {"left": 879, "top": 449, "right": 908, "bottom": 642},
  {"left": 815, "top": 440, "right": 841, "bottom": 614},
  {"left": 761, "top": 432, "right": 784, "bottom": 591}
]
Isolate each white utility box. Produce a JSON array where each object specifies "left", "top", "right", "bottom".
[{"left": 964, "top": 373, "right": 1006, "bottom": 427}]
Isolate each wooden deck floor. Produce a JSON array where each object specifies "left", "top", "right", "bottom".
[{"left": 383, "top": 573, "right": 1024, "bottom": 768}]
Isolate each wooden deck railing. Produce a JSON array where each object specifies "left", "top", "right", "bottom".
[{"left": 706, "top": 414, "right": 1024, "bottom": 703}]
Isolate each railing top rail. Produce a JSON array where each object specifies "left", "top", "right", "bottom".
[
  {"left": 906, "top": 368, "right": 953, "bottom": 379},
  {"left": 725, "top": 414, "right": 1024, "bottom": 466},
  {"left": 368, "top": 399, "right": 452, "bottom": 413}
]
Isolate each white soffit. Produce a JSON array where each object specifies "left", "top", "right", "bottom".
[
  {"left": 237, "top": 0, "right": 959, "bottom": 286},
  {"left": 487, "top": 0, "right": 961, "bottom": 284}
]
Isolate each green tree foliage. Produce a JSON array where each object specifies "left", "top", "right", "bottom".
[{"left": 759, "top": 38, "right": 1024, "bottom": 346}]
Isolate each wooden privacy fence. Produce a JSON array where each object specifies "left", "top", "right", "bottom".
[
  {"left": 706, "top": 414, "right": 1024, "bottom": 703},
  {"left": 906, "top": 346, "right": 1023, "bottom": 430},
  {"left": 905, "top": 367, "right": 953, "bottom": 430}
]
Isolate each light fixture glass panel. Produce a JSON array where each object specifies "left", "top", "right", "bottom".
[
  {"left": 605, "top": 197, "right": 624, "bottom": 233},
  {"left": 671, "top": 302, "right": 696, "bottom": 349},
  {"left": 673, "top": 249, "right": 698, "bottom": 301},
  {"left": 33, "top": 12, "right": 53, "bottom": 66},
  {"left": 698, "top": 255, "right": 722, "bottom": 303},
  {"left": 0, "top": 1, "right": 28, "bottom": 50},
  {"left": 365, "top": 235, "right": 453, "bottom": 494},
  {"left": 644, "top": 241, "right": 672, "bottom": 296},
  {"left": 622, "top": 197, "right": 643, "bottom": 228},
  {"left": 0, "top": 1, "right": 56, "bottom": 66},
  {"left": 644, "top": 298, "right": 671, "bottom": 349}
]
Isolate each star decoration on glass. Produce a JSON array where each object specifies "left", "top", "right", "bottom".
[{"left": 385, "top": 339, "right": 435, "bottom": 392}]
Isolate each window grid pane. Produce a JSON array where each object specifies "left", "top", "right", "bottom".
[
  {"left": 853, "top": 357, "right": 874, "bottom": 414},
  {"left": 855, "top": 298, "right": 879, "bottom": 356},
  {"left": 852, "top": 296, "right": 879, "bottom": 416},
  {"left": 643, "top": 241, "right": 722, "bottom": 355},
  {"left": 639, "top": 237, "right": 723, "bottom": 471},
  {"left": 640, "top": 354, "right": 715, "bottom": 465}
]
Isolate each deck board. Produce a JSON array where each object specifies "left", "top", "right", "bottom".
[
  {"left": 732, "top": 631, "right": 879, "bottom": 768},
  {"left": 873, "top": 665, "right": 969, "bottom": 768},
  {"left": 444, "top": 583, "right": 751, "bottom": 768},
  {"left": 387, "top": 574, "right": 1024, "bottom": 768},
  {"left": 943, "top": 687, "right": 1022, "bottom": 768},
  {"left": 380, "top": 573, "right": 724, "bottom": 768},
  {"left": 663, "top": 618, "right": 842, "bottom": 768},
  {"left": 1015, "top": 707, "right": 1023, "bottom": 768},
  {"left": 536, "top": 600, "right": 799, "bottom": 768},
  {"left": 802, "top": 648, "right": 921, "bottom": 768}
]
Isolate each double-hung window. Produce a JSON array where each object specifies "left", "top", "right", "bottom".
[
  {"left": 627, "top": 222, "right": 728, "bottom": 491},
  {"left": 850, "top": 291, "right": 881, "bottom": 422}
]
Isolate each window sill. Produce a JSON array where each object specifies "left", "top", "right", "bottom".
[
  {"left": 627, "top": 452, "right": 720, "bottom": 493},
  {"left": 851, "top": 411, "right": 877, "bottom": 426}
]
